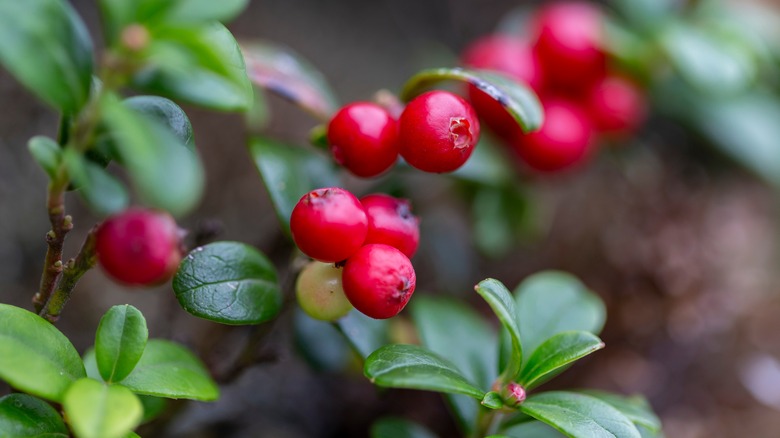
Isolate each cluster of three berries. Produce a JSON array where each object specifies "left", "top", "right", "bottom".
[{"left": 291, "top": 188, "right": 419, "bottom": 320}]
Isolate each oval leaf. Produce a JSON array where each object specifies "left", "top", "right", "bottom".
[
  {"left": 475, "top": 279, "right": 524, "bottom": 381},
  {"left": 241, "top": 40, "right": 340, "bottom": 120},
  {"left": 515, "top": 271, "right": 606, "bottom": 364},
  {"left": 173, "top": 241, "right": 281, "bottom": 325},
  {"left": 124, "top": 96, "right": 195, "bottom": 148},
  {"left": 520, "top": 391, "right": 641, "bottom": 438},
  {"left": 163, "top": 0, "right": 249, "bottom": 24},
  {"left": 63, "top": 148, "right": 129, "bottom": 216},
  {"left": 365, "top": 344, "right": 486, "bottom": 400},
  {"left": 117, "top": 339, "right": 219, "bottom": 401},
  {"left": 63, "top": 378, "right": 142, "bottom": 438},
  {"left": 577, "top": 391, "right": 662, "bottom": 434},
  {"left": 28, "top": 136, "right": 62, "bottom": 180},
  {"left": 0, "top": 0, "right": 93, "bottom": 112},
  {"left": 0, "top": 304, "right": 86, "bottom": 402},
  {"left": 400, "top": 67, "right": 543, "bottom": 133},
  {"left": 500, "top": 420, "right": 565, "bottom": 438},
  {"left": 371, "top": 417, "right": 438, "bottom": 438},
  {"left": 101, "top": 93, "right": 205, "bottom": 217},
  {"left": 519, "top": 331, "right": 605, "bottom": 390},
  {"left": 95, "top": 305, "right": 149, "bottom": 383},
  {"left": 247, "top": 136, "right": 339, "bottom": 235},
  {"left": 0, "top": 394, "right": 68, "bottom": 437},
  {"left": 335, "top": 309, "right": 390, "bottom": 359}
]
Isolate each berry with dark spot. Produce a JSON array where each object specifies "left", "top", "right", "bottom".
[{"left": 361, "top": 194, "right": 420, "bottom": 258}]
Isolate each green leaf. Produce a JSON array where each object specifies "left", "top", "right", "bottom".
[
  {"left": 519, "top": 332, "right": 604, "bottom": 390},
  {"left": 475, "top": 279, "right": 523, "bottom": 381},
  {"left": 364, "top": 344, "right": 486, "bottom": 400},
  {"left": 371, "top": 417, "right": 438, "bottom": 438},
  {"left": 335, "top": 310, "right": 389, "bottom": 359},
  {"left": 124, "top": 96, "right": 195, "bottom": 149},
  {"left": 500, "top": 420, "right": 565, "bottom": 438},
  {"left": 400, "top": 68, "right": 543, "bottom": 134},
  {"left": 138, "top": 395, "right": 168, "bottom": 424},
  {"left": 247, "top": 137, "right": 339, "bottom": 235},
  {"left": 118, "top": 339, "right": 219, "bottom": 401},
  {"left": 0, "top": 303, "right": 86, "bottom": 402},
  {"left": 63, "top": 378, "right": 143, "bottom": 438},
  {"left": 241, "top": 40, "right": 340, "bottom": 120},
  {"left": 609, "top": 0, "right": 678, "bottom": 31},
  {"left": 83, "top": 348, "right": 101, "bottom": 381},
  {"left": 451, "top": 136, "right": 514, "bottom": 187},
  {"left": 95, "top": 305, "right": 149, "bottom": 383},
  {"left": 28, "top": 136, "right": 63, "bottom": 180},
  {"left": 136, "top": 23, "right": 253, "bottom": 111},
  {"left": 163, "top": 0, "right": 249, "bottom": 24},
  {"left": 0, "top": 0, "right": 93, "bottom": 112},
  {"left": 101, "top": 93, "right": 205, "bottom": 217},
  {"left": 520, "top": 391, "right": 641, "bottom": 438},
  {"left": 293, "top": 309, "right": 352, "bottom": 371},
  {"left": 482, "top": 391, "right": 504, "bottom": 409},
  {"left": 0, "top": 394, "right": 69, "bottom": 437},
  {"left": 515, "top": 271, "right": 606, "bottom": 365},
  {"left": 63, "top": 148, "right": 129, "bottom": 216},
  {"left": 577, "top": 391, "right": 662, "bottom": 434},
  {"left": 173, "top": 241, "right": 281, "bottom": 325}
]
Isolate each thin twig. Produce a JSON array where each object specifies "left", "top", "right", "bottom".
[{"left": 32, "top": 179, "right": 72, "bottom": 313}]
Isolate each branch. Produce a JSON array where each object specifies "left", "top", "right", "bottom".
[{"left": 32, "top": 179, "right": 72, "bottom": 313}]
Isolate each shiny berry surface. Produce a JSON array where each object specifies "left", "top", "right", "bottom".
[
  {"left": 96, "top": 208, "right": 182, "bottom": 286},
  {"left": 290, "top": 187, "right": 368, "bottom": 263},
  {"left": 512, "top": 99, "right": 593, "bottom": 172},
  {"left": 327, "top": 102, "right": 399, "bottom": 177},
  {"left": 342, "top": 244, "right": 416, "bottom": 319},
  {"left": 585, "top": 75, "right": 646, "bottom": 136},
  {"left": 361, "top": 194, "right": 420, "bottom": 258},
  {"left": 296, "top": 261, "right": 352, "bottom": 321},
  {"left": 399, "top": 90, "right": 480, "bottom": 173}
]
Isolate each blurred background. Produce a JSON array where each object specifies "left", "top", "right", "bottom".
[{"left": 3, "top": 0, "right": 780, "bottom": 437}]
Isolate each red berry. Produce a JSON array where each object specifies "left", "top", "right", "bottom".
[
  {"left": 342, "top": 244, "right": 416, "bottom": 319},
  {"left": 584, "top": 75, "right": 646, "bottom": 136},
  {"left": 512, "top": 99, "right": 593, "bottom": 172},
  {"left": 290, "top": 187, "right": 368, "bottom": 262},
  {"left": 361, "top": 194, "right": 420, "bottom": 258},
  {"left": 96, "top": 208, "right": 182, "bottom": 286},
  {"left": 399, "top": 90, "right": 480, "bottom": 173},
  {"left": 532, "top": 1, "right": 606, "bottom": 93},
  {"left": 327, "top": 102, "right": 399, "bottom": 177}
]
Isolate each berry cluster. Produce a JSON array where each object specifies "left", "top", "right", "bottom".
[
  {"left": 326, "top": 91, "right": 481, "bottom": 176},
  {"left": 462, "top": 1, "right": 647, "bottom": 172},
  {"left": 291, "top": 188, "right": 419, "bottom": 320}
]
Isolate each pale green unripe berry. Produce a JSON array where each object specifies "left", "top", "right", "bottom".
[{"left": 296, "top": 261, "right": 353, "bottom": 321}]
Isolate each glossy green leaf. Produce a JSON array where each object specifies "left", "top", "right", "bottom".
[
  {"left": 0, "top": 394, "right": 69, "bottom": 437},
  {"left": 365, "top": 344, "right": 486, "bottom": 400},
  {"left": 293, "top": 310, "right": 352, "bottom": 371},
  {"left": 28, "top": 136, "right": 62, "bottom": 180},
  {"left": 482, "top": 391, "right": 504, "bottom": 410},
  {"left": 371, "top": 417, "right": 438, "bottom": 438},
  {"left": 515, "top": 271, "right": 606, "bottom": 366},
  {"left": 101, "top": 94, "right": 205, "bottom": 217},
  {"left": 500, "top": 420, "right": 565, "bottom": 438},
  {"left": 0, "top": 0, "right": 93, "bottom": 112},
  {"left": 475, "top": 279, "right": 523, "bottom": 381},
  {"left": 241, "top": 40, "right": 340, "bottom": 120},
  {"left": 163, "top": 0, "right": 249, "bottom": 24},
  {"left": 247, "top": 137, "right": 339, "bottom": 235},
  {"left": 135, "top": 23, "right": 253, "bottom": 111},
  {"left": 173, "top": 241, "right": 281, "bottom": 325},
  {"left": 578, "top": 391, "right": 662, "bottom": 434},
  {"left": 95, "top": 305, "right": 149, "bottom": 383},
  {"left": 63, "top": 148, "right": 129, "bottom": 216},
  {"left": 124, "top": 96, "right": 195, "bottom": 149},
  {"left": 63, "top": 378, "right": 142, "bottom": 438},
  {"left": 519, "top": 332, "right": 604, "bottom": 390},
  {"left": 0, "top": 304, "right": 86, "bottom": 402},
  {"left": 400, "top": 68, "right": 543, "bottom": 133},
  {"left": 118, "top": 339, "right": 219, "bottom": 401},
  {"left": 520, "top": 391, "right": 641, "bottom": 438},
  {"left": 335, "top": 310, "right": 390, "bottom": 359},
  {"left": 83, "top": 348, "right": 101, "bottom": 380}
]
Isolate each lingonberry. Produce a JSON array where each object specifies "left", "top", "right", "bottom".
[
  {"left": 295, "top": 261, "right": 352, "bottom": 321},
  {"left": 361, "top": 194, "right": 420, "bottom": 258},
  {"left": 342, "top": 244, "right": 416, "bottom": 319},
  {"left": 462, "top": 36, "right": 544, "bottom": 141},
  {"left": 512, "top": 98, "right": 593, "bottom": 172},
  {"left": 96, "top": 208, "right": 182, "bottom": 286},
  {"left": 290, "top": 187, "right": 368, "bottom": 263},
  {"left": 327, "top": 102, "right": 399, "bottom": 177},
  {"left": 398, "top": 90, "right": 480, "bottom": 173},
  {"left": 584, "top": 75, "right": 646, "bottom": 137},
  {"left": 531, "top": 1, "right": 606, "bottom": 93}
]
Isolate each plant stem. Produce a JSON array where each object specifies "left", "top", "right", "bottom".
[
  {"left": 40, "top": 225, "right": 99, "bottom": 323},
  {"left": 473, "top": 407, "right": 502, "bottom": 438},
  {"left": 32, "top": 175, "right": 72, "bottom": 313}
]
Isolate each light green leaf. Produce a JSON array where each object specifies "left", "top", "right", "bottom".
[
  {"left": 173, "top": 241, "right": 281, "bottom": 325},
  {"left": 371, "top": 417, "right": 438, "bottom": 438},
  {"left": 63, "top": 378, "right": 142, "bottom": 438},
  {"left": 124, "top": 96, "right": 195, "bottom": 149},
  {"left": 500, "top": 420, "right": 565, "bottom": 438},
  {"left": 0, "top": 0, "right": 93, "bottom": 112},
  {"left": 63, "top": 148, "right": 129, "bottom": 216},
  {"left": 0, "top": 394, "right": 69, "bottom": 437},
  {"left": 578, "top": 391, "right": 662, "bottom": 434},
  {"left": 364, "top": 344, "right": 486, "bottom": 400},
  {"left": 475, "top": 279, "right": 523, "bottom": 381},
  {"left": 0, "top": 304, "right": 86, "bottom": 402},
  {"left": 118, "top": 339, "right": 219, "bottom": 401},
  {"left": 28, "top": 136, "right": 63, "bottom": 180},
  {"left": 138, "top": 395, "right": 168, "bottom": 424},
  {"left": 95, "top": 305, "right": 149, "bottom": 383},
  {"left": 164, "top": 0, "right": 249, "bottom": 24},
  {"left": 519, "top": 332, "right": 604, "bottom": 390}
]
